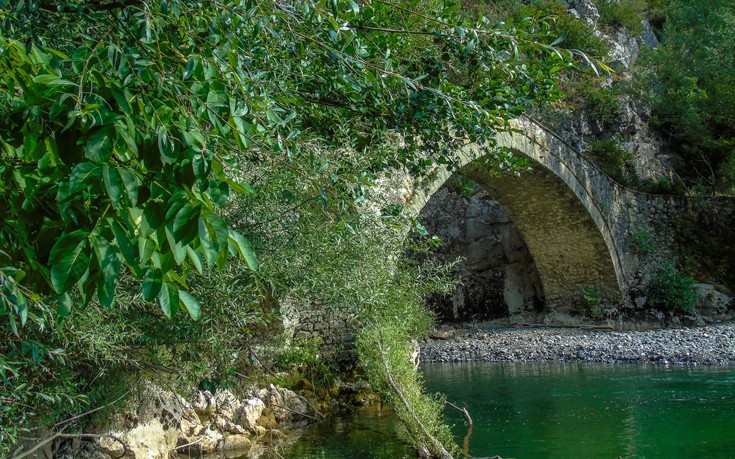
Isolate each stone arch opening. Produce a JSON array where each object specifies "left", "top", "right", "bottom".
[
  {"left": 403, "top": 119, "right": 624, "bottom": 322},
  {"left": 417, "top": 175, "right": 545, "bottom": 323}
]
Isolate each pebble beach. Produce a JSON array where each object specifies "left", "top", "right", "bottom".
[{"left": 420, "top": 323, "right": 735, "bottom": 365}]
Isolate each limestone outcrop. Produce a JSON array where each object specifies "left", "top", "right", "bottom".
[{"left": 81, "top": 382, "right": 310, "bottom": 459}]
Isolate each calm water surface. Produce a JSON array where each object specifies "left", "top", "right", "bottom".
[{"left": 266, "top": 362, "right": 735, "bottom": 458}]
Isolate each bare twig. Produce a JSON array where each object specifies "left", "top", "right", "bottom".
[
  {"left": 271, "top": 403, "right": 318, "bottom": 421},
  {"left": 294, "top": 393, "right": 326, "bottom": 420},
  {"left": 11, "top": 425, "right": 69, "bottom": 459},
  {"left": 12, "top": 390, "right": 132, "bottom": 459},
  {"left": 445, "top": 401, "right": 473, "bottom": 427},
  {"left": 53, "top": 389, "right": 132, "bottom": 430},
  {"left": 172, "top": 433, "right": 207, "bottom": 453}
]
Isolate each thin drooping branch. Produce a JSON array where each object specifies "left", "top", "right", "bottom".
[
  {"left": 11, "top": 390, "right": 132, "bottom": 459},
  {"left": 376, "top": 342, "right": 454, "bottom": 459},
  {"left": 10, "top": 424, "right": 70, "bottom": 459},
  {"left": 53, "top": 389, "right": 131, "bottom": 430},
  {"left": 57, "top": 434, "right": 128, "bottom": 459},
  {"left": 271, "top": 403, "right": 319, "bottom": 421}
]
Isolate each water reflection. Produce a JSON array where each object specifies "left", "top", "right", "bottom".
[
  {"left": 222, "top": 363, "right": 735, "bottom": 459},
  {"left": 219, "top": 404, "right": 415, "bottom": 459},
  {"left": 423, "top": 362, "right": 735, "bottom": 459}
]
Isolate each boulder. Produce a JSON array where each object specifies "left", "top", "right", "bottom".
[
  {"left": 258, "top": 385, "right": 309, "bottom": 423},
  {"left": 241, "top": 398, "right": 266, "bottom": 432}
]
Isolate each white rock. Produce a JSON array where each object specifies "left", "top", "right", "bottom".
[{"left": 241, "top": 398, "right": 266, "bottom": 431}]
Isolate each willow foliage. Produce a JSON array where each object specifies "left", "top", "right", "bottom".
[{"left": 1, "top": 0, "right": 578, "bottom": 451}]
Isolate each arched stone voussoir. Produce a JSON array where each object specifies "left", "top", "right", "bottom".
[{"left": 402, "top": 117, "right": 626, "bottom": 312}]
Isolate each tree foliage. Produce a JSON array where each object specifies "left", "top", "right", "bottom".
[
  {"left": 0, "top": 0, "right": 579, "bottom": 451},
  {"left": 648, "top": 0, "right": 735, "bottom": 194},
  {"left": 1, "top": 0, "right": 574, "bottom": 320}
]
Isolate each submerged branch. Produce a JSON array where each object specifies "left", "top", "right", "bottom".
[{"left": 446, "top": 401, "right": 474, "bottom": 458}]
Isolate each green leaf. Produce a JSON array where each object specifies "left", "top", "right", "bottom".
[
  {"left": 107, "top": 44, "right": 123, "bottom": 72},
  {"left": 32, "top": 74, "right": 69, "bottom": 85},
  {"left": 228, "top": 230, "right": 258, "bottom": 271},
  {"left": 80, "top": 274, "right": 98, "bottom": 307},
  {"left": 116, "top": 120, "right": 138, "bottom": 155},
  {"left": 111, "top": 89, "right": 131, "bottom": 114},
  {"left": 141, "top": 202, "right": 165, "bottom": 237},
  {"left": 157, "top": 127, "right": 177, "bottom": 163},
  {"left": 142, "top": 269, "right": 162, "bottom": 301},
  {"left": 205, "top": 212, "right": 229, "bottom": 248},
  {"left": 198, "top": 217, "right": 218, "bottom": 267},
  {"left": 85, "top": 127, "right": 114, "bottom": 161},
  {"left": 173, "top": 203, "right": 200, "bottom": 244},
  {"left": 138, "top": 237, "right": 156, "bottom": 263},
  {"left": 231, "top": 116, "right": 251, "bottom": 148},
  {"left": 185, "top": 246, "right": 204, "bottom": 274},
  {"left": 69, "top": 162, "right": 101, "bottom": 193},
  {"left": 91, "top": 233, "right": 121, "bottom": 283},
  {"left": 348, "top": 0, "right": 359, "bottom": 15},
  {"left": 207, "top": 180, "right": 230, "bottom": 206},
  {"left": 165, "top": 193, "right": 188, "bottom": 221},
  {"left": 192, "top": 154, "right": 207, "bottom": 180},
  {"left": 178, "top": 290, "right": 201, "bottom": 320},
  {"left": 157, "top": 281, "right": 179, "bottom": 319},
  {"left": 57, "top": 293, "right": 73, "bottom": 317},
  {"left": 206, "top": 89, "right": 228, "bottom": 127},
  {"left": 49, "top": 231, "right": 91, "bottom": 294},
  {"left": 102, "top": 166, "right": 123, "bottom": 208},
  {"left": 9, "top": 284, "right": 28, "bottom": 327},
  {"left": 119, "top": 168, "right": 139, "bottom": 206},
  {"left": 165, "top": 227, "right": 187, "bottom": 265},
  {"left": 97, "top": 277, "right": 116, "bottom": 308},
  {"left": 227, "top": 178, "right": 256, "bottom": 195},
  {"left": 183, "top": 58, "right": 198, "bottom": 80},
  {"left": 109, "top": 219, "right": 139, "bottom": 275}
]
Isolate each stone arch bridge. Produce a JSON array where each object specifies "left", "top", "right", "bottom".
[{"left": 392, "top": 116, "right": 735, "bottom": 314}]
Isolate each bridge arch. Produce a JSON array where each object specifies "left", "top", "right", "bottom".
[{"left": 404, "top": 117, "right": 625, "bottom": 311}]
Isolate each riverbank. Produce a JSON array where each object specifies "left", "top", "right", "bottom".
[{"left": 420, "top": 323, "right": 735, "bottom": 364}]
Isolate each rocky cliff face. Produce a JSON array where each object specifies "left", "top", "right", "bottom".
[{"left": 538, "top": 0, "right": 673, "bottom": 182}]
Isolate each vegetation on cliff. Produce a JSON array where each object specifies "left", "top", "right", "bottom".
[{"left": 647, "top": 0, "right": 735, "bottom": 195}]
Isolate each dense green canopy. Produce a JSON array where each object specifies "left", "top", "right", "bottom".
[
  {"left": 0, "top": 0, "right": 578, "bottom": 452},
  {"left": 1, "top": 0, "right": 570, "bottom": 322}
]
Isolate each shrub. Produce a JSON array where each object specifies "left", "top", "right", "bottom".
[
  {"left": 461, "top": 1, "right": 609, "bottom": 59},
  {"left": 595, "top": 0, "right": 647, "bottom": 35},
  {"left": 648, "top": 264, "right": 697, "bottom": 312},
  {"left": 647, "top": 0, "right": 735, "bottom": 195},
  {"left": 585, "top": 139, "right": 633, "bottom": 183},
  {"left": 528, "top": 1, "right": 610, "bottom": 59},
  {"left": 582, "top": 287, "right": 603, "bottom": 318},
  {"left": 636, "top": 177, "right": 687, "bottom": 195},
  {"left": 580, "top": 83, "right": 620, "bottom": 128},
  {"left": 628, "top": 229, "right": 656, "bottom": 254}
]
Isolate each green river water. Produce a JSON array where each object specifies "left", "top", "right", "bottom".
[{"left": 269, "top": 362, "right": 735, "bottom": 459}]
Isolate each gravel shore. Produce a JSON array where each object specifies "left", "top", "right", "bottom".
[{"left": 420, "top": 323, "right": 735, "bottom": 365}]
